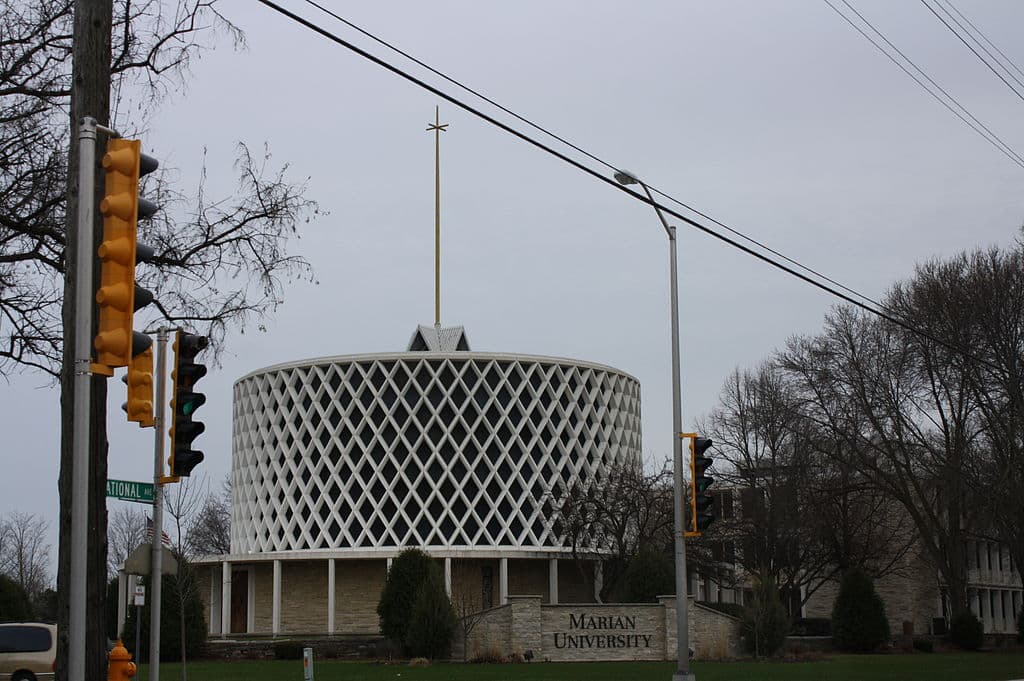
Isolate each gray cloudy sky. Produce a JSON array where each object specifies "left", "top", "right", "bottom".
[{"left": 3, "top": 0, "right": 1023, "bottom": 571}]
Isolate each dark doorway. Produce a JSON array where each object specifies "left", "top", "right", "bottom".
[{"left": 231, "top": 569, "right": 248, "bottom": 633}]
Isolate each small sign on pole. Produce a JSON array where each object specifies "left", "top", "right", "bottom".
[
  {"left": 133, "top": 583, "right": 146, "bottom": 607},
  {"left": 302, "top": 647, "right": 314, "bottom": 681}
]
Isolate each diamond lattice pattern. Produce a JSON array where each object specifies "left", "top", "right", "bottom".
[{"left": 231, "top": 354, "right": 642, "bottom": 553}]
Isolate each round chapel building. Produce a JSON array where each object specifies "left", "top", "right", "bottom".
[{"left": 196, "top": 325, "right": 642, "bottom": 639}]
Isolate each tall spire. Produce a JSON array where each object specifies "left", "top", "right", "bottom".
[{"left": 426, "top": 106, "right": 448, "bottom": 330}]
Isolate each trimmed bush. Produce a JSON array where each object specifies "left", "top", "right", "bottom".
[
  {"left": 404, "top": 568, "right": 457, "bottom": 659},
  {"left": 377, "top": 548, "right": 434, "bottom": 648},
  {"left": 949, "top": 611, "right": 984, "bottom": 651},
  {"left": 912, "top": 637, "right": 934, "bottom": 653},
  {"left": 273, "top": 642, "right": 305, "bottom": 660},
  {"left": 740, "top": 577, "right": 790, "bottom": 657},
  {"left": 791, "top": 617, "right": 832, "bottom": 637},
  {"left": 831, "top": 569, "right": 890, "bottom": 652}
]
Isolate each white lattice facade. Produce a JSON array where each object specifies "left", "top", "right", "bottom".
[{"left": 230, "top": 351, "right": 642, "bottom": 556}]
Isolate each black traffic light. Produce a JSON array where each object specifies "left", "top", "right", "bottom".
[
  {"left": 690, "top": 436, "right": 716, "bottom": 535},
  {"left": 94, "top": 139, "right": 157, "bottom": 372},
  {"left": 169, "top": 330, "right": 208, "bottom": 479},
  {"left": 122, "top": 331, "right": 154, "bottom": 427}
]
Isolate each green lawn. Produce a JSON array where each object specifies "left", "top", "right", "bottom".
[{"left": 136, "top": 652, "right": 1024, "bottom": 681}]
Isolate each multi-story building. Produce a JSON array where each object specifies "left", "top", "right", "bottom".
[
  {"left": 696, "top": 485, "right": 1022, "bottom": 637},
  {"left": 193, "top": 325, "right": 644, "bottom": 638}
]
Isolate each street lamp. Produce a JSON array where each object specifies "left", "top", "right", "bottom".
[{"left": 615, "top": 169, "right": 694, "bottom": 681}]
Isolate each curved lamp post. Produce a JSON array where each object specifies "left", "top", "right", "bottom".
[{"left": 615, "top": 169, "right": 694, "bottom": 681}]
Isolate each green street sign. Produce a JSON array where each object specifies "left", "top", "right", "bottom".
[{"left": 107, "top": 479, "right": 155, "bottom": 504}]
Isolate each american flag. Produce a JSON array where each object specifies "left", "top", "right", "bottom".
[{"left": 145, "top": 516, "right": 172, "bottom": 547}]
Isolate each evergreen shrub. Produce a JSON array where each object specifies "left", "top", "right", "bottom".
[
  {"left": 949, "top": 611, "right": 983, "bottom": 650},
  {"left": 404, "top": 568, "right": 457, "bottom": 659},
  {"left": 831, "top": 569, "right": 890, "bottom": 652},
  {"left": 376, "top": 548, "right": 434, "bottom": 648}
]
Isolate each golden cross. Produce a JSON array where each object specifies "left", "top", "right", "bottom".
[{"left": 426, "top": 106, "right": 448, "bottom": 329}]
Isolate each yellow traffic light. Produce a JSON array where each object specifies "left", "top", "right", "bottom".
[
  {"left": 94, "top": 139, "right": 143, "bottom": 369},
  {"left": 124, "top": 339, "right": 154, "bottom": 427}
]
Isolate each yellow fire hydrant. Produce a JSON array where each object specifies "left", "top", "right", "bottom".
[{"left": 107, "top": 639, "right": 137, "bottom": 681}]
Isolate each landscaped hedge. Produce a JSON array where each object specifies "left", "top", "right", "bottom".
[{"left": 791, "top": 617, "right": 832, "bottom": 637}]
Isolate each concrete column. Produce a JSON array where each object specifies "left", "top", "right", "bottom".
[
  {"left": 499, "top": 557, "right": 509, "bottom": 605},
  {"left": 444, "top": 557, "right": 452, "bottom": 597},
  {"left": 999, "top": 590, "right": 1008, "bottom": 631},
  {"left": 593, "top": 561, "right": 604, "bottom": 602},
  {"left": 327, "top": 559, "right": 336, "bottom": 635},
  {"left": 272, "top": 559, "right": 282, "bottom": 635},
  {"left": 548, "top": 558, "right": 559, "bottom": 605},
  {"left": 221, "top": 561, "right": 231, "bottom": 636},
  {"left": 209, "top": 566, "right": 220, "bottom": 635}
]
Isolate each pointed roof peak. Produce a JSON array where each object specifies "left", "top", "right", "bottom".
[{"left": 407, "top": 325, "right": 470, "bottom": 352}]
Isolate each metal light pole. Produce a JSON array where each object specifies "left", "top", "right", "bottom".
[
  {"left": 614, "top": 170, "right": 694, "bottom": 681},
  {"left": 150, "top": 327, "right": 169, "bottom": 681}
]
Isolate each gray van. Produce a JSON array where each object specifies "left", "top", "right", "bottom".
[{"left": 0, "top": 623, "right": 56, "bottom": 681}]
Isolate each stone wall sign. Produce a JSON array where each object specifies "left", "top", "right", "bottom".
[{"left": 542, "top": 605, "right": 665, "bottom": 661}]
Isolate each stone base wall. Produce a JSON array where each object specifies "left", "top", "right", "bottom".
[
  {"left": 457, "top": 595, "right": 741, "bottom": 662},
  {"left": 204, "top": 635, "right": 383, "bottom": 660},
  {"left": 454, "top": 604, "right": 513, "bottom": 661}
]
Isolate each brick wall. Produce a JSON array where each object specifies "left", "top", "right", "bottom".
[
  {"left": 281, "top": 561, "right": 328, "bottom": 633},
  {"left": 333, "top": 559, "right": 387, "bottom": 635}
]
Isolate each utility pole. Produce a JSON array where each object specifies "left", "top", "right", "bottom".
[{"left": 58, "top": 1, "right": 113, "bottom": 679}]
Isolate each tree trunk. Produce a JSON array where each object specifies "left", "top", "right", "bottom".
[{"left": 57, "top": 1, "right": 112, "bottom": 680}]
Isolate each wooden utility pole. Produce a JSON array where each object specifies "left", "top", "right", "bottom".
[{"left": 58, "top": 0, "right": 112, "bottom": 679}]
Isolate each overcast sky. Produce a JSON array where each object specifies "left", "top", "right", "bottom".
[{"left": 3, "top": 0, "right": 1023, "bottom": 574}]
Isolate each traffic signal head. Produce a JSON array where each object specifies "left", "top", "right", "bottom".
[
  {"left": 690, "top": 436, "right": 716, "bottom": 534},
  {"left": 169, "top": 330, "right": 208, "bottom": 479},
  {"left": 122, "top": 331, "right": 154, "bottom": 427},
  {"left": 94, "top": 139, "right": 158, "bottom": 369}
]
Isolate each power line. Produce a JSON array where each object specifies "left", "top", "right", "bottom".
[
  {"left": 823, "top": 0, "right": 1024, "bottom": 169},
  {"left": 941, "top": 0, "right": 1024, "bottom": 84},
  {"left": 255, "top": 0, "right": 1005, "bottom": 374},
  {"left": 300, "top": 0, "right": 888, "bottom": 312},
  {"left": 921, "top": 0, "right": 1024, "bottom": 104}
]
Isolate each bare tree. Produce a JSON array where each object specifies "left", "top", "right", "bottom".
[
  {"left": 449, "top": 559, "right": 487, "bottom": 662},
  {"left": 781, "top": 300, "right": 984, "bottom": 617},
  {"left": 188, "top": 474, "right": 231, "bottom": 557},
  {"left": 162, "top": 473, "right": 208, "bottom": 679},
  {"left": 0, "top": 511, "right": 52, "bottom": 600},
  {"left": 106, "top": 505, "right": 147, "bottom": 577},
  {"left": 3, "top": 3, "right": 315, "bottom": 679},
  {"left": 556, "top": 458, "right": 674, "bottom": 602},
  {"left": 700, "top": 363, "right": 916, "bottom": 611},
  {"left": 0, "top": 0, "right": 320, "bottom": 377}
]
